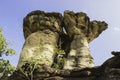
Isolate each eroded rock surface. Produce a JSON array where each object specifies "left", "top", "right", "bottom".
[
  {"left": 63, "top": 11, "right": 108, "bottom": 42},
  {"left": 63, "top": 35, "right": 94, "bottom": 70},
  {"left": 23, "top": 10, "right": 63, "bottom": 39},
  {"left": 99, "top": 51, "right": 120, "bottom": 80},
  {"left": 88, "top": 21, "right": 108, "bottom": 42},
  {"left": 63, "top": 11, "right": 107, "bottom": 70},
  {"left": 7, "top": 10, "right": 117, "bottom": 80},
  {"left": 8, "top": 52, "right": 120, "bottom": 80},
  {"left": 17, "top": 10, "right": 63, "bottom": 68}
]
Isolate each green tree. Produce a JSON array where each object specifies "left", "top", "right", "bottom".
[{"left": 0, "top": 28, "right": 16, "bottom": 80}]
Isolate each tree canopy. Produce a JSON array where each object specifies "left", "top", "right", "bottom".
[{"left": 0, "top": 28, "right": 16, "bottom": 80}]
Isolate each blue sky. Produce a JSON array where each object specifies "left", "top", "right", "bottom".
[{"left": 0, "top": 0, "right": 120, "bottom": 66}]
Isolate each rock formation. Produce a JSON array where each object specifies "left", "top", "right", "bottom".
[
  {"left": 17, "top": 10, "right": 63, "bottom": 68},
  {"left": 8, "top": 51, "right": 120, "bottom": 80},
  {"left": 95, "top": 51, "right": 120, "bottom": 80},
  {"left": 63, "top": 11, "right": 107, "bottom": 70},
  {"left": 7, "top": 10, "right": 120, "bottom": 80}
]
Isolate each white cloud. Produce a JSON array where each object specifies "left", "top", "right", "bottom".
[{"left": 114, "top": 27, "right": 120, "bottom": 32}]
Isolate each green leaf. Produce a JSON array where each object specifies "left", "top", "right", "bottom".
[{"left": 6, "top": 49, "right": 16, "bottom": 56}]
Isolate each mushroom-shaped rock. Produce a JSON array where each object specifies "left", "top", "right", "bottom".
[
  {"left": 17, "top": 10, "right": 63, "bottom": 68},
  {"left": 63, "top": 10, "right": 108, "bottom": 70}
]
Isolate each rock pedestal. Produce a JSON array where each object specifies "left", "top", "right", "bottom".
[
  {"left": 63, "top": 11, "right": 107, "bottom": 70},
  {"left": 17, "top": 11, "right": 63, "bottom": 68}
]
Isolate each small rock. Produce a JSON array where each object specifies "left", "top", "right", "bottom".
[{"left": 111, "top": 51, "right": 120, "bottom": 56}]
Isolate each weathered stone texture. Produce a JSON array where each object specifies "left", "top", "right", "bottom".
[
  {"left": 63, "top": 11, "right": 90, "bottom": 37},
  {"left": 63, "top": 35, "right": 94, "bottom": 70},
  {"left": 8, "top": 52, "right": 120, "bottom": 80},
  {"left": 7, "top": 10, "right": 119, "bottom": 80},
  {"left": 63, "top": 10, "right": 108, "bottom": 42},
  {"left": 17, "top": 31, "right": 59, "bottom": 68},
  {"left": 63, "top": 11, "right": 107, "bottom": 70},
  {"left": 99, "top": 51, "right": 120, "bottom": 80},
  {"left": 88, "top": 21, "right": 108, "bottom": 42},
  {"left": 17, "top": 11, "right": 63, "bottom": 68},
  {"left": 23, "top": 10, "right": 63, "bottom": 39}
]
